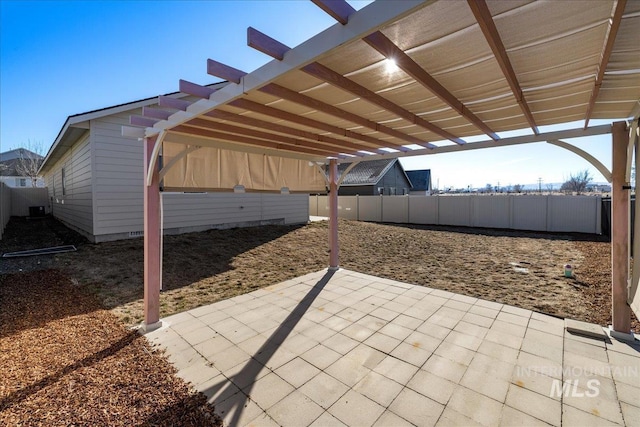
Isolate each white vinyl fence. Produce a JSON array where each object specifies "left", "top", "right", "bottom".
[
  {"left": 0, "top": 183, "right": 10, "bottom": 239},
  {"left": 310, "top": 195, "right": 602, "bottom": 234},
  {"left": 10, "top": 187, "right": 50, "bottom": 217},
  {"left": 0, "top": 186, "right": 50, "bottom": 240}
]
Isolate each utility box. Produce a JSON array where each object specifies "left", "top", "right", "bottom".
[{"left": 29, "top": 206, "right": 45, "bottom": 217}]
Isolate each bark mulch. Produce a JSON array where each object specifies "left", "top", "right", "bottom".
[{"left": 0, "top": 269, "right": 221, "bottom": 427}]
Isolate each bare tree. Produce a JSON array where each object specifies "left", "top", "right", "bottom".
[
  {"left": 546, "top": 183, "right": 555, "bottom": 193},
  {"left": 15, "top": 141, "right": 44, "bottom": 187},
  {"left": 560, "top": 169, "right": 592, "bottom": 195}
]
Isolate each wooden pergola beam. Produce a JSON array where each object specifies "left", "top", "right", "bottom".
[
  {"left": 179, "top": 79, "right": 219, "bottom": 99},
  {"left": 311, "top": 0, "right": 355, "bottom": 25},
  {"left": 158, "top": 96, "right": 192, "bottom": 111},
  {"left": 584, "top": 0, "right": 627, "bottom": 128},
  {"left": 204, "top": 109, "right": 387, "bottom": 154},
  {"left": 186, "top": 117, "right": 364, "bottom": 156},
  {"left": 207, "top": 59, "right": 247, "bottom": 84},
  {"left": 172, "top": 124, "right": 341, "bottom": 157},
  {"left": 259, "top": 84, "right": 434, "bottom": 148},
  {"left": 302, "top": 62, "right": 466, "bottom": 144},
  {"left": 247, "top": 27, "right": 290, "bottom": 60},
  {"left": 467, "top": 0, "right": 539, "bottom": 135},
  {"left": 130, "top": 115, "right": 159, "bottom": 128},
  {"left": 229, "top": 98, "right": 412, "bottom": 151},
  {"left": 246, "top": 24, "right": 434, "bottom": 150},
  {"left": 363, "top": 31, "right": 499, "bottom": 141},
  {"left": 142, "top": 107, "right": 173, "bottom": 121}
]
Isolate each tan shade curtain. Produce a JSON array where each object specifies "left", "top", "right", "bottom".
[{"left": 162, "top": 141, "right": 327, "bottom": 192}]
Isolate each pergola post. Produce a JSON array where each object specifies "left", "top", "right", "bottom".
[
  {"left": 328, "top": 159, "right": 339, "bottom": 269},
  {"left": 611, "top": 121, "right": 631, "bottom": 333},
  {"left": 142, "top": 136, "right": 162, "bottom": 332}
]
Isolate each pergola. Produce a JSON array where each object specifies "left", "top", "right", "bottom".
[{"left": 123, "top": 0, "right": 640, "bottom": 337}]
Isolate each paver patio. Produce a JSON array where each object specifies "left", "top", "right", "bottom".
[{"left": 145, "top": 269, "right": 640, "bottom": 426}]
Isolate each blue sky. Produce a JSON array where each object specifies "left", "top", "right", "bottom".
[{"left": 0, "top": 1, "right": 619, "bottom": 189}]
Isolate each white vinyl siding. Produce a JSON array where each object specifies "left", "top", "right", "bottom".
[
  {"left": 162, "top": 193, "right": 308, "bottom": 231},
  {"left": 91, "top": 109, "right": 309, "bottom": 240},
  {"left": 91, "top": 110, "right": 144, "bottom": 236},
  {"left": 45, "top": 133, "right": 93, "bottom": 235}
]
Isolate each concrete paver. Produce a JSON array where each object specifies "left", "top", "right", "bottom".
[{"left": 145, "top": 268, "right": 640, "bottom": 426}]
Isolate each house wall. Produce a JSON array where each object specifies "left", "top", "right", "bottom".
[
  {"left": 378, "top": 163, "right": 412, "bottom": 195},
  {"left": 310, "top": 195, "right": 602, "bottom": 234},
  {"left": 338, "top": 185, "right": 376, "bottom": 196},
  {"left": 90, "top": 110, "right": 309, "bottom": 242},
  {"left": 45, "top": 133, "right": 93, "bottom": 239},
  {"left": 91, "top": 109, "right": 144, "bottom": 238},
  {"left": 336, "top": 164, "right": 412, "bottom": 196}
]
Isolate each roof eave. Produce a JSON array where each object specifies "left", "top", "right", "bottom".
[{"left": 39, "top": 82, "right": 229, "bottom": 174}]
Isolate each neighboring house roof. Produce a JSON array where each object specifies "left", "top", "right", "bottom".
[
  {"left": 0, "top": 159, "right": 21, "bottom": 176},
  {"left": 328, "top": 158, "right": 410, "bottom": 187},
  {"left": 405, "top": 170, "right": 431, "bottom": 191},
  {"left": 0, "top": 148, "right": 43, "bottom": 162},
  {"left": 0, "top": 149, "right": 43, "bottom": 177},
  {"left": 39, "top": 82, "right": 228, "bottom": 175}
]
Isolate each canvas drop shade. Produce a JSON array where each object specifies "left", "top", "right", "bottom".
[{"left": 162, "top": 140, "right": 327, "bottom": 192}]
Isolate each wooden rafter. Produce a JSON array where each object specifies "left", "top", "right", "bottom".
[
  {"left": 179, "top": 79, "right": 219, "bottom": 99},
  {"left": 363, "top": 31, "right": 499, "bottom": 141},
  {"left": 186, "top": 117, "right": 365, "bottom": 156},
  {"left": 246, "top": 24, "right": 434, "bottom": 149},
  {"left": 467, "top": 0, "right": 539, "bottom": 135},
  {"left": 259, "top": 84, "right": 435, "bottom": 148},
  {"left": 207, "top": 59, "right": 247, "bottom": 84},
  {"left": 171, "top": 125, "right": 341, "bottom": 157},
  {"left": 158, "top": 96, "right": 192, "bottom": 111},
  {"left": 311, "top": 0, "right": 356, "bottom": 24},
  {"left": 247, "top": 27, "right": 290, "bottom": 60},
  {"left": 130, "top": 115, "right": 159, "bottom": 128},
  {"left": 584, "top": 0, "right": 627, "bottom": 128},
  {"left": 204, "top": 109, "right": 388, "bottom": 154},
  {"left": 142, "top": 107, "right": 172, "bottom": 121},
  {"left": 302, "top": 62, "right": 466, "bottom": 144},
  {"left": 228, "top": 98, "right": 412, "bottom": 151}
]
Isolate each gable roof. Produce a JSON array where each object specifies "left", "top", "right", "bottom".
[
  {"left": 330, "top": 158, "right": 399, "bottom": 186},
  {"left": 0, "top": 148, "right": 43, "bottom": 162},
  {"left": 1, "top": 149, "right": 43, "bottom": 177},
  {"left": 405, "top": 170, "right": 431, "bottom": 191},
  {"left": 0, "top": 159, "right": 21, "bottom": 176},
  {"left": 39, "top": 82, "right": 228, "bottom": 175}
]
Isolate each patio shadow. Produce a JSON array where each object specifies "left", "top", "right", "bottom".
[{"left": 198, "top": 269, "right": 335, "bottom": 425}]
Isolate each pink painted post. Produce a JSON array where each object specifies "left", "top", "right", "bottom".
[
  {"left": 611, "top": 121, "right": 631, "bottom": 333},
  {"left": 329, "top": 159, "right": 339, "bottom": 269},
  {"left": 143, "top": 136, "right": 162, "bottom": 331}
]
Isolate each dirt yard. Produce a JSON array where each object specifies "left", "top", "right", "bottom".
[
  {"left": 1, "top": 216, "right": 638, "bottom": 423},
  {"left": 0, "top": 269, "right": 221, "bottom": 426},
  {"left": 1, "top": 216, "right": 636, "bottom": 333}
]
